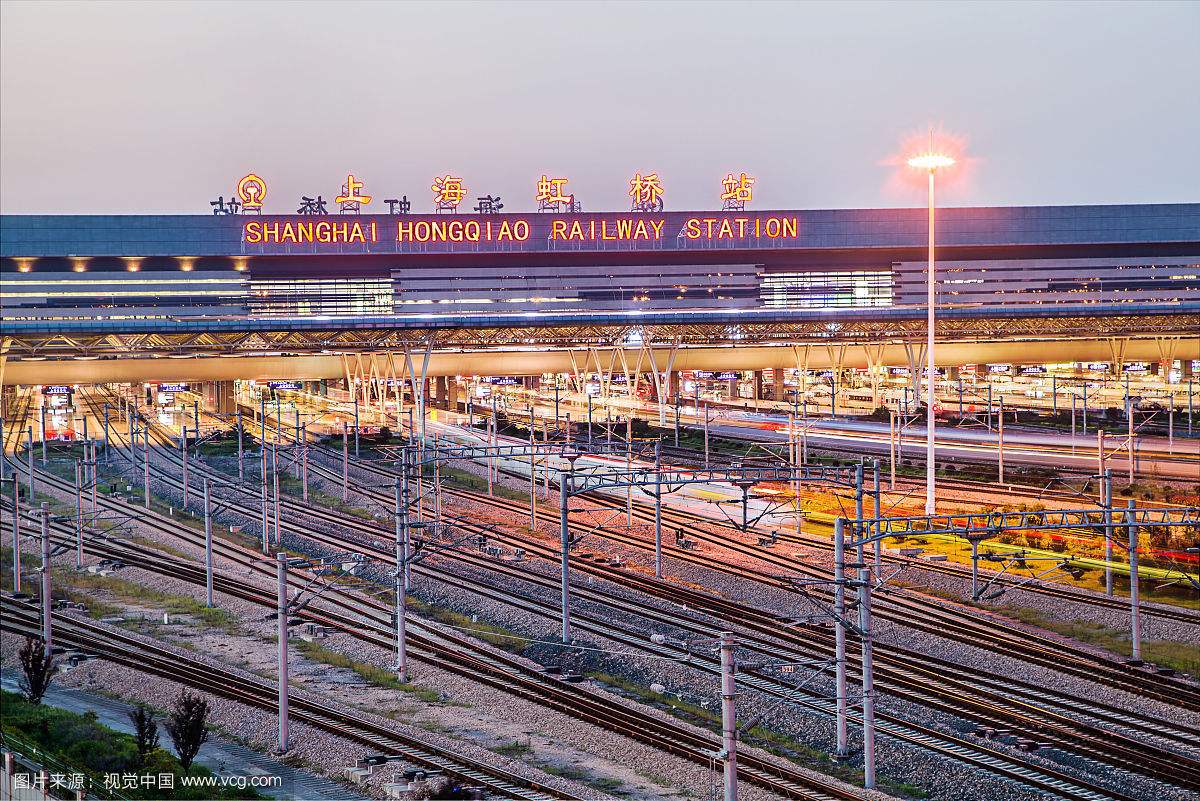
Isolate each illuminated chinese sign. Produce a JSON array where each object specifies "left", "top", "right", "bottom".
[
  {"left": 721, "top": 173, "right": 754, "bottom": 210},
  {"left": 158, "top": 383, "right": 190, "bottom": 393},
  {"left": 536, "top": 175, "right": 572, "bottom": 211},
  {"left": 432, "top": 175, "right": 467, "bottom": 212},
  {"left": 629, "top": 172, "right": 664, "bottom": 212},
  {"left": 42, "top": 385, "right": 73, "bottom": 395},
  {"left": 335, "top": 174, "right": 371, "bottom": 213},
  {"left": 267, "top": 380, "right": 303, "bottom": 390}
]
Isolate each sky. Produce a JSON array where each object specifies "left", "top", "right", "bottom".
[{"left": 1, "top": 0, "right": 1198, "bottom": 215}]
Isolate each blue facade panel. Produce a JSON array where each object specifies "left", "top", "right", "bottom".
[{"left": 2, "top": 203, "right": 1198, "bottom": 258}]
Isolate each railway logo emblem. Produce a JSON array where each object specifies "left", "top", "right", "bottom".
[{"left": 236, "top": 173, "right": 267, "bottom": 212}]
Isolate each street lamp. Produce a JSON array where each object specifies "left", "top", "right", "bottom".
[{"left": 907, "top": 143, "right": 955, "bottom": 514}]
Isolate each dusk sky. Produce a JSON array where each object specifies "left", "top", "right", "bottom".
[{"left": 2, "top": 0, "right": 1197, "bottom": 215}]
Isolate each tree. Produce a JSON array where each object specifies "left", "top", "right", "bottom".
[
  {"left": 164, "top": 690, "right": 209, "bottom": 773},
  {"left": 17, "top": 637, "right": 55, "bottom": 704},
  {"left": 128, "top": 703, "right": 160, "bottom": 767}
]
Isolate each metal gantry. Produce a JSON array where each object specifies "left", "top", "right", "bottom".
[
  {"left": 555, "top": 457, "right": 879, "bottom": 642},
  {"left": 831, "top": 502, "right": 1200, "bottom": 789}
]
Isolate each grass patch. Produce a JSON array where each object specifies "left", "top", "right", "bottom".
[
  {"left": 439, "top": 465, "right": 530, "bottom": 502},
  {"left": 588, "top": 672, "right": 928, "bottom": 798},
  {"left": 58, "top": 570, "right": 239, "bottom": 632},
  {"left": 491, "top": 740, "right": 533, "bottom": 757},
  {"left": 999, "top": 606, "right": 1200, "bottom": 675},
  {"left": 294, "top": 640, "right": 443, "bottom": 702},
  {"left": 405, "top": 597, "right": 530, "bottom": 654},
  {"left": 0, "top": 690, "right": 259, "bottom": 799}
]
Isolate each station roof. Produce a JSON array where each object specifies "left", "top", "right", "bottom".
[
  {"left": 4, "top": 300, "right": 1196, "bottom": 337},
  {"left": 3, "top": 203, "right": 1198, "bottom": 259}
]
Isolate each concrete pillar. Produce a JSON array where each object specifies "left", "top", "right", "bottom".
[
  {"left": 1183, "top": 360, "right": 1195, "bottom": 378},
  {"left": 726, "top": 376, "right": 737, "bottom": 401},
  {"left": 753, "top": 370, "right": 764, "bottom": 401},
  {"left": 447, "top": 377, "right": 461, "bottom": 410},
  {"left": 946, "top": 365, "right": 960, "bottom": 381},
  {"left": 773, "top": 368, "right": 785, "bottom": 401},
  {"left": 214, "top": 381, "right": 235, "bottom": 414},
  {"left": 668, "top": 371, "right": 680, "bottom": 402}
]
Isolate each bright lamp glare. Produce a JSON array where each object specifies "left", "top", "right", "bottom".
[{"left": 907, "top": 153, "right": 956, "bottom": 170}]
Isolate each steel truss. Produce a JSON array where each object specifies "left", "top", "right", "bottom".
[{"left": 3, "top": 310, "right": 1195, "bottom": 359}]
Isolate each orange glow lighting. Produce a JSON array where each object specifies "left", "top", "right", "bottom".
[
  {"left": 335, "top": 174, "right": 372, "bottom": 207},
  {"left": 236, "top": 173, "right": 267, "bottom": 209},
  {"left": 907, "top": 153, "right": 956, "bottom": 170}
]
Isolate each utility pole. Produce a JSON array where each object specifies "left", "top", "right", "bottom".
[
  {"left": 275, "top": 552, "right": 289, "bottom": 753},
  {"left": 301, "top": 424, "right": 309, "bottom": 501},
  {"left": 653, "top": 440, "right": 663, "bottom": 579},
  {"left": 272, "top": 444, "right": 281, "bottom": 548},
  {"left": 26, "top": 427, "right": 35, "bottom": 499},
  {"left": 558, "top": 460, "right": 577, "bottom": 643},
  {"left": 858, "top": 567, "right": 877, "bottom": 789},
  {"left": 1127, "top": 500, "right": 1141, "bottom": 663},
  {"left": 704, "top": 403, "right": 711, "bottom": 469},
  {"left": 102, "top": 403, "right": 110, "bottom": 463},
  {"left": 530, "top": 406, "right": 538, "bottom": 531},
  {"left": 8, "top": 477, "right": 20, "bottom": 595},
  {"left": 75, "top": 460, "right": 84, "bottom": 570},
  {"left": 342, "top": 422, "right": 349, "bottom": 502},
  {"left": 719, "top": 631, "right": 739, "bottom": 801},
  {"left": 181, "top": 425, "right": 190, "bottom": 508},
  {"left": 888, "top": 412, "right": 897, "bottom": 490},
  {"left": 394, "top": 470, "right": 409, "bottom": 681},
  {"left": 997, "top": 396, "right": 1005, "bottom": 485},
  {"left": 1102, "top": 469, "right": 1114, "bottom": 596},
  {"left": 260, "top": 446, "right": 270, "bottom": 555},
  {"left": 236, "top": 406, "right": 244, "bottom": 482},
  {"left": 143, "top": 426, "right": 151, "bottom": 508},
  {"left": 832, "top": 518, "right": 848, "bottom": 757},
  {"left": 40, "top": 503, "right": 52, "bottom": 655},
  {"left": 353, "top": 396, "right": 360, "bottom": 457},
  {"left": 203, "top": 478, "right": 214, "bottom": 608}
]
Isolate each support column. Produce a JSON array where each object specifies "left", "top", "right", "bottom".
[{"left": 773, "top": 368, "right": 785, "bottom": 402}]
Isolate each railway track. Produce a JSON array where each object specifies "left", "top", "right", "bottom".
[
  {"left": 60, "top": 388, "right": 1200, "bottom": 796},
  {"left": 7, "top": 392, "right": 870, "bottom": 801},
  {"left": 1, "top": 475, "right": 1155, "bottom": 801},
  {"left": 369, "top": 403, "right": 1198, "bottom": 626},
  {"left": 316, "top": 435, "right": 1200, "bottom": 711},
  {"left": 0, "top": 599, "right": 578, "bottom": 801}
]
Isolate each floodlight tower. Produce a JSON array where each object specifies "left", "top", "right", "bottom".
[{"left": 907, "top": 139, "right": 956, "bottom": 514}]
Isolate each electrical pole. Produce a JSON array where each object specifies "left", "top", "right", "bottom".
[
  {"left": 342, "top": 422, "right": 349, "bottom": 502},
  {"left": 102, "top": 403, "right": 110, "bottom": 463},
  {"left": 858, "top": 567, "right": 877, "bottom": 789},
  {"left": 1127, "top": 500, "right": 1141, "bottom": 663},
  {"left": 719, "top": 631, "right": 738, "bottom": 801},
  {"left": 832, "top": 518, "right": 848, "bottom": 757},
  {"left": 236, "top": 406, "right": 244, "bottom": 482},
  {"left": 203, "top": 478, "right": 214, "bottom": 608},
  {"left": 135, "top": 424, "right": 148, "bottom": 508},
  {"left": 997, "top": 396, "right": 1005, "bottom": 485},
  {"left": 1102, "top": 468, "right": 1114, "bottom": 596},
  {"left": 181, "top": 425, "right": 189, "bottom": 508},
  {"left": 8, "top": 477, "right": 20, "bottom": 595},
  {"left": 276, "top": 552, "right": 289, "bottom": 753},
  {"left": 394, "top": 472, "right": 409, "bottom": 682},
  {"left": 353, "top": 396, "right": 360, "bottom": 457},
  {"left": 40, "top": 503, "right": 52, "bottom": 655},
  {"left": 75, "top": 460, "right": 84, "bottom": 570},
  {"left": 559, "top": 465, "right": 574, "bottom": 643},
  {"left": 653, "top": 440, "right": 663, "bottom": 579}
]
